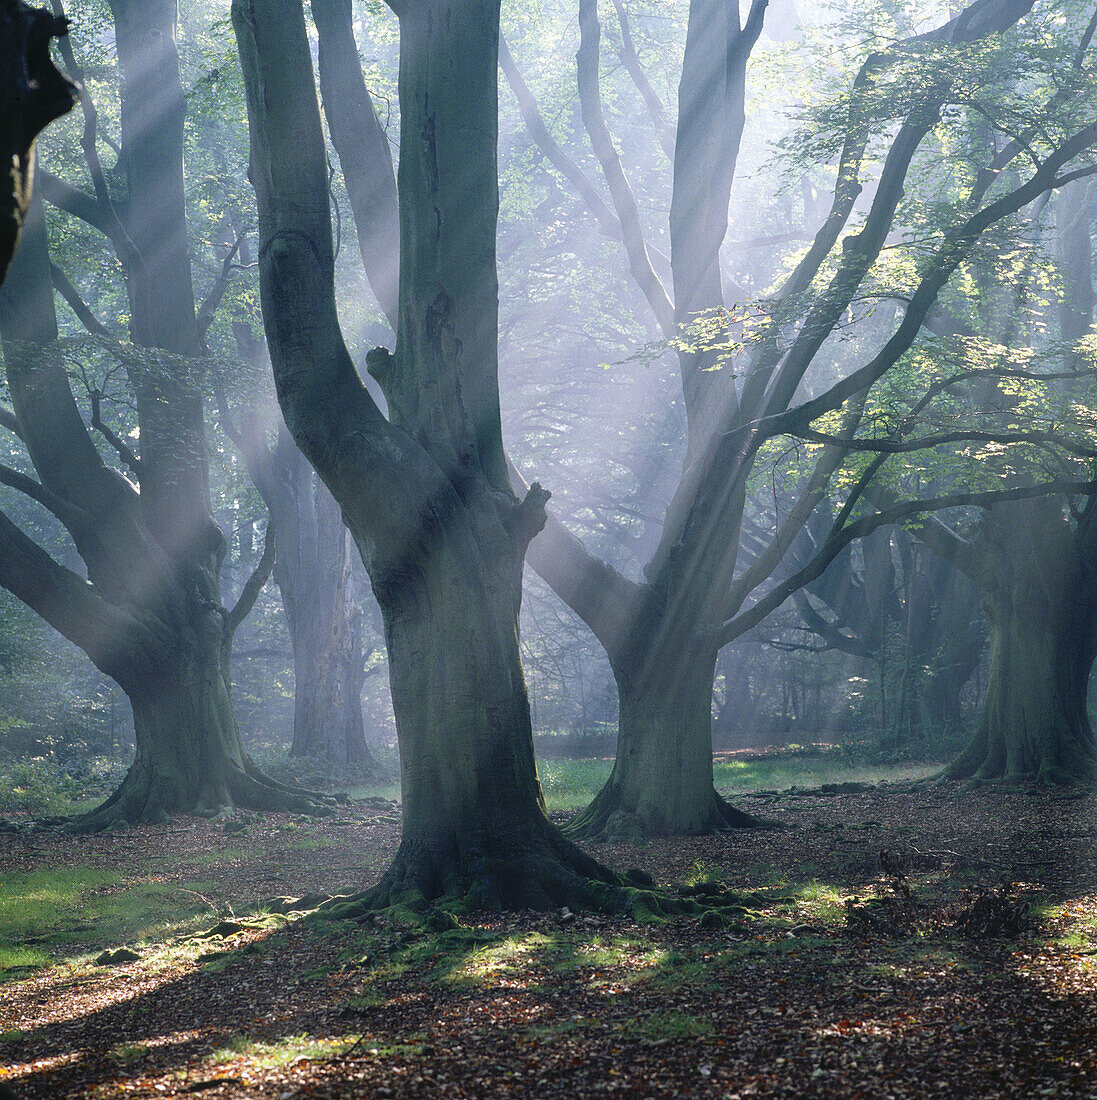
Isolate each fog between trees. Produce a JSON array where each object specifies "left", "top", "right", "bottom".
[{"left": 1, "top": 0, "right": 1097, "bottom": 905}]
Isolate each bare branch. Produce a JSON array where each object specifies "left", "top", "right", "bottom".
[
  {"left": 576, "top": 0, "right": 674, "bottom": 336},
  {"left": 610, "top": 0, "right": 674, "bottom": 159},
  {"left": 225, "top": 519, "right": 275, "bottom": 636}
]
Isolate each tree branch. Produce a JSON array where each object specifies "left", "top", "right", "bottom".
[
  {"left": 610, "top": 0, "right": 674, "bottom": 159},
  {"left": 0, "top": 502, "right": 147, "bottom": 680},
  {"left": 50, "top": 260, "right": 111, "bottom": 336},
  {"left": 89, "top": 389, "right": 142, "bottom": 477},
  {"left": 756, "top": 121, "right": 1097, "bottom": 444},
  {"left": 0, "top": 459, "right": 96, "bottom": 535},
  {"left": 196, "top": 231, "right": 245, "bottom": 340},
  {"left": 225, "top": 519, "right": 275, "bottom": 636},
  {"left": 0, "top": 404, "right": 24, "bottom": 440},
  {"left": 576, "top": 0, "right": 674, "bottom": 336},
  {"left": 712, "top": 476, "right": 1097, "bottom": 647}
]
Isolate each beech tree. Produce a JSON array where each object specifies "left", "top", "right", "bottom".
[
  {"left": 246, "top": 0, "right": 1097, "bottom": 830},
  {"left": 0, "top": 0, "right": 76, "bottom": 281},
  {"left": 233, "top": 0, "right": 637, "bottom": 908},
  {"left": 906, "top": 178, "right": 1097, "bottom": 783},
  {"left": 0, "top": 0, "right": 326, "bottom": 827},
  {"left": 503, "top": 0, "right": 1097, "bottom": 837}
]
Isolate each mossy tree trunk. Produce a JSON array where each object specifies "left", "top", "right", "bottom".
[
  {"left": 235, "top": 0, "right": 626, "bottom": 908},
  {"left": 568, "top": 642, "right": 754, "bottom": 840}
]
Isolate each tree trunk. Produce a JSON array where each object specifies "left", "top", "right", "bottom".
[
  {"left": 358, "top": 494, "right": 620, "bottom": 908},
  {"left": 77, "top": 624, "right": 323, "bottom": 831},
  {"left": 941, "top": 502, "right": 1097, "bottom": 784},
  {"left": 287, "top": 583, "right": 374, "bottom": 772},
  {"left": 0, "top": 147, "right": 320, "bottom": 833},
  {"left": 568, "top": 643, "right": 756, "bottom": 840},
  {"left": 235, "top": 0, "right": 641, "bottom": 911},
  {"left": 272, "top": 435, "right": 376, "bottom": 773}
]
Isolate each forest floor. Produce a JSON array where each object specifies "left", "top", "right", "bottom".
[{"left": 2, "top": 759, "right": 1097, "bottom": 1097}]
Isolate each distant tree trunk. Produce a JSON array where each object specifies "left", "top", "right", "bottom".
[
  {"left": 230, "top": 328, "right": 377, "bottom": 774},
  {"left": 0, "top": 0, "right": 76, "bottom": 281},
  {"left": 940, "top": 500, "right": 1097, "bottom": 784},
  {"left": 277, "top": 435, "right": 375, "bottom": 772}
]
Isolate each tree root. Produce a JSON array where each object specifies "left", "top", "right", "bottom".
[
  {"left": 564, "top": 785, "right": 771, "bottom": 842},
  {"left": 68, "top": 757, "right": 336, "bottom": 833}
]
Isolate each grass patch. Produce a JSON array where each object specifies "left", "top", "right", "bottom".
[
  {"left": 0, "top": 867, "right": 225, "bottom": 969},
  {"left": 107, "top": 1041, "right": 152, "bottom": 1064},
  {"left": 621, "top": 1010, "right": 713, "bottom": 1042},
  {"left": 712, "top": 755, "right": 935, "bottom": 792},
  {"left": 539, "top": 759, "right": 613, "bottom": 812},
  {"left": 284, "top": 835, "right": 336, "bottom": 852},
  {"left": 0, "top": 943, "right": 50, "bottom": 979},
  {"left": 791, "top": 880, "right": 847, "bottom": 925},
  {"left": 209, "top": 1033, "right": 365, "bottom": 1067},
  {"left": 443, "top": 931, "right": 556, "bottom": 986},
  {"left": 533, "top": 754, "right": 937, "bottom": 814}
]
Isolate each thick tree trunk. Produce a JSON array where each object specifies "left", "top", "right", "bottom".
[
  {"left": 235, "top": 0, "right": 642, "bottom": 911},
  {"left": 359, "top": 491, "right": 618, "bottom": 908},
  {"left": 78, "top": 635, "right": 323, "bottom": 831},
  {"left": 0, "top": 199, "right": 320, "bottom": 831},
  {"left": 941, "top": 503, "right": 1097, "bottom": 784},
  {"left": 568, "top": 645, "right": 755, "bottom": 840}
]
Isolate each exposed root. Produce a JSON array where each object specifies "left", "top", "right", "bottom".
[
  {"left": 68, "top": 758, "right": 335, "bottom": 833},
  {"left": 565, "top": 785, "right": 770, "bottom": 842},
  {"left": 937, "top": 732, "right": 1097, "bottom": 787}
]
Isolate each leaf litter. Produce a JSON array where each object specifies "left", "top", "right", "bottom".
[{"left": 1, "top": 784, "right": 1097, "bottom": 1097}]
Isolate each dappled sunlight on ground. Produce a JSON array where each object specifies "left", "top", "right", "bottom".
[{"left": 2, "top": 777, "right": 1097, "bottom": 1096}]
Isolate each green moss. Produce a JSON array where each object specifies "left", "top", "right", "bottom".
[
  {"left": 0, "top": 866, "right": 227, "bottom": 968},
  {"left": 620, "top": 1010, "right": 714, "bottom": 1042}
]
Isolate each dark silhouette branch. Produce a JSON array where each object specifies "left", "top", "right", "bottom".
[
  {"left": 712, "top": 476, "right": 1097, "bottom": 647},
  {"left": 89, "top": 390, "right": 142, "bottom": 477},
  {"left": 50, "top": 261, "right": 111, "bottom": 336},
  {"left": 225, "top": 520, "right": 275, "bottom": 636}
]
